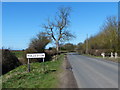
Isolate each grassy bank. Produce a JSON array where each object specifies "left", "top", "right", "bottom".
[
  {"left": 83, "top": 54, "right": 120, "bottom": 62},
  {"left": 2, "top": 54, "right": 64, "bottom": 88}
]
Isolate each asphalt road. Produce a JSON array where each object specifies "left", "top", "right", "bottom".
[{"left": 67, "top": 53, "right": 118, "bottom": 88}]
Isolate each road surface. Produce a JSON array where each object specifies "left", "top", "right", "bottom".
[{"left": 67, "top": 53, "right": 118, "bottom": 88}]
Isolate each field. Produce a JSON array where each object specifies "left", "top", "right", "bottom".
[
  {"left": 2, "top": 54, "right": 64, "bottom": 88},
  {"left": 11, "top": 50, "right": 25, "bottom": 58}
]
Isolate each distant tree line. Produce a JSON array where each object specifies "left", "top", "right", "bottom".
[
  {"left": 59, "top": 43, "right": 76, "bottom": 52},
  {"left": 77, "top": 16, "right": 120, "bottom": 56}
]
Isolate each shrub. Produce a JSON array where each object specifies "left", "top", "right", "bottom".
[
  {"left": 45, "top": 50, "right": 57, "bottom": 56},
  {"left": 23, "top": 32, "right": 51, "bottom": 63},
  {"left": 2, "top": 49, "right": 22, "bottom": 74}
]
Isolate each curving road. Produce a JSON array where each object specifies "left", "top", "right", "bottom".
[{"left": 67, "top": 53, "right": 118, "bottom": 88}]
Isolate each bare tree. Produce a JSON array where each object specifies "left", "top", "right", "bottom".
[{"left": 42, "top": 7, "right": 75, "bottom": 53}]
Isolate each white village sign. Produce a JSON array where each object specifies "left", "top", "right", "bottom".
[
  {"left": 26, "top": 53, "right": 45, "bottom": 72},
  {"left": 27, "top": 53, "right": 45, "bottom": 58}
]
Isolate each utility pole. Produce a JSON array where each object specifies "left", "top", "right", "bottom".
[
  {"left": 118, "top": 22, "right": 120, "bottom": 51},
  {"left": 86, "top": 34, "right": 88, "bottom": 54}
]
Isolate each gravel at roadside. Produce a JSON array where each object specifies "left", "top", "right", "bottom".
[{"left": 58, "top": 55, "right": 78, "bottom": 88}]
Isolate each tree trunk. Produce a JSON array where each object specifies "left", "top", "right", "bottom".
[
  {"left": 56, "top": 41, "right": 59, "bottom": 53},
  {"left": 56, "top": 41, "right": 59, "bottom": 60}
]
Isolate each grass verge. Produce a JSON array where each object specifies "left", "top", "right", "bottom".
[
  {"left": 2, "top": 54, "right": 64, "bottom": 88},
  {"left": 83, "top": 54, "right": 120, "bottom": 62}
]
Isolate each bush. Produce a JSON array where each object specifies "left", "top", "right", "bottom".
[
  {"left": 2, "top": 49, "right": 22, "bottom": 74},
  {"left": 23, "top": 32, "right": 51, "bottom": 63},
  {"left": 60, "top": 43, "right": 76, "bottom": 52},
  {"left": 116, "top": 50, "right": 120, "bottom": 56}
]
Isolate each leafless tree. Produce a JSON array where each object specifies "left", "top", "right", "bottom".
[{"left": 42, "top": 7, "right": 75, "bottom": 53}]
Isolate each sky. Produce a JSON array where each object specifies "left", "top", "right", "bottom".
[
  {"left": 2, "top": 2, "right": 118, "bottom": 50},
  {"left": 1, "top": 0, "right": 119, "bottom": 2}
]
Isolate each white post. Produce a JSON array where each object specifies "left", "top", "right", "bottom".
[
  {"left": 28, "top": 58, "right": 30, "bottom": 72},
  {"left": 115, "top": 52, "right": 118, "bottom": 59},
  {"left": 111, "top": 52, "right": 114, "bottom": 58},
  {"left": 103, "top": 53, "right": 105, "bottom": 58},
  {"left": 101, "top": 52, "right": 105, "bottom": 58}
]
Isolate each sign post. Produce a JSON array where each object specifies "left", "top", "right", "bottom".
[
  {"left": 28, "top": 58, "right": 30, "bottom": 72},
  {"left": 26, "top": 53, "right": 45, "bottom": 72},
  {"left": 43, "top": 58, "right": 45, "bottom": 72}
]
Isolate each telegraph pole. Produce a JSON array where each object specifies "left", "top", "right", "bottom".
[{"left": 86, "top": 34, "right": 88, "bottom": 54}]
